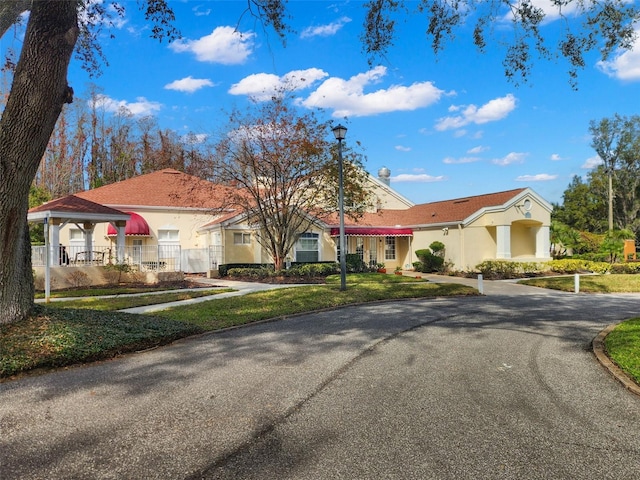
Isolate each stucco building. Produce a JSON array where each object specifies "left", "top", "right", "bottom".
[{"left": 29, "top": 168, "right": 552, "bottom": 280}]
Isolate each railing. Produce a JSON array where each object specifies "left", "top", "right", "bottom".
[{"left": 31, "top": 245, "right": 182, "bottom": 272}]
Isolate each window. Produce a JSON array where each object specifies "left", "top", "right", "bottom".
[
  {"left": 158, "top": 229, "right": 179, "bottom": 242},
  {"left": 69, "top": 228, "right": 85, "bottom": 241},
  {"left": 355, "top": 237, "right": 364, "bottom": 262},
  {"left": 234, "top": 233, "right": 251, "bottom": 245},
  {"left": 385, "top": 236, "right": 396, "bottom": 260},
  {"left": 296, "top": 232, "right": 319, "bottom": 262}
]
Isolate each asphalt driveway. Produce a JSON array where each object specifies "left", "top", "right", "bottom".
[{"left": 1, "top": 280, "right": 639, "bottom": 479}]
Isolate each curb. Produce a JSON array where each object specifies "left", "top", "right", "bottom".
[{"left": 593, "top": 323, "right": 640, "bottom": 397}]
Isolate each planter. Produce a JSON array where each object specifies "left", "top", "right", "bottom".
[
  {"left": 377, "top": 268, "right": 387, "bottom": 274},
  {"left": 395, "top": 271, "right": 403, "bottom": 275}
]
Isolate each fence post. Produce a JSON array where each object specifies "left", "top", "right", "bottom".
[
  {"left": 574, "top": 273, "right": 580, "bottom": 293},
  {"left": 478, "top": 274, "right": 484, "bottom": 294}
]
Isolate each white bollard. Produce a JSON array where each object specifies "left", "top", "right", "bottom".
[
  {"left": 478, "top": 274, "right": 484, "bottom": 294},
  {"left": 574, "top": 273, "right": 580, "bottom": 293}
]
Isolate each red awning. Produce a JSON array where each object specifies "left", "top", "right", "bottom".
[
  {"left": 330, "top": 227, "right": 413, "bottom": 237},
  {"left": 107, "top": 212, "right": 150, "bottom": 236}
]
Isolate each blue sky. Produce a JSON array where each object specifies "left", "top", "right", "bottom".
[{"left": 33, "top": 2, "right": 640, "bottom": 204}]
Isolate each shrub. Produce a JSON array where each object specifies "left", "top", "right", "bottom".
[
  {"left": 67, "top": 270, "right": 91, "bottom": 288},
  {"left": 548, "top": 259, "right": 610, "bottom": 274},
  {"left": 219, "top": 263, "right": 273, "bottom": 277},
  {"left": 104, "top": 263, "right": 132, "bottom": 284},
  {"left": 610, "top": 263, "right": 640, "bottom": 274},
  {"left": 414, "top": 248, "right": 445, "bottom": 273},
  {"left": 429, "top": 241, "right": 446, "bottom": 257},
  {"left": 227, "top": 267, "right": 273, "bottom": 279},
  {"left": 475, "top": 260, "right": 520, "bottom": 279},
  {"left": 346, "top": 254, "right": 367, "bottom": 273}
]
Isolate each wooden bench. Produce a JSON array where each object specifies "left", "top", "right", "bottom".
[{"left": 73, "top": 251, "right": 105, "bottom": 265}]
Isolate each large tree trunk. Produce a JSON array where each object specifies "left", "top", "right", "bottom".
[{"left": 0, "top": 1, "right": 78, "bottom": 324}]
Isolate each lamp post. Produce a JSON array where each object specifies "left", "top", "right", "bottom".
[{"left": 332, "top": 124, "right": 347, "bottom": 291}]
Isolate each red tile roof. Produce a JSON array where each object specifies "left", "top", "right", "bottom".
[
  {"left": 74, "top": 169, "right": 234, "bottom": 209},
  {"left": 28, "top": 194, "right": 128, "bottom": 216},
  {"left": 325, "top": 188, "right": 527, "bottom": 227}
]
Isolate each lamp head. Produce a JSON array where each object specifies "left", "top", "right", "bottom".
[{"left": 332, "top": 124, "right": 347, "bottom": 141}]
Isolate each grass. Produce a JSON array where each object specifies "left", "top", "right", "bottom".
[
  {"left": 0, "top": 274, "right": 477, "bottom": 379},
  {"left": 519, "top": 274, "right": 640, "bottom": 293},
  {"left": 605, "top": 318, "right": 640, "bottom": 385},
  {"left": 34, "top": 285, "right": 187, "bottom": 299},
  {"left": 44, "top": 289, "right": 233, "bottom": 311}
]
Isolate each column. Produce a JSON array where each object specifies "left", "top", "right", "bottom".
[
  {"left": 536, "top": 225, "right": 550, "bottom": 258},
  {"left": 114, "top": 220, "right": 127, "bottom": 263},
  {"left": 50, "top": 218, "right": 61, "bottom": 266},
  {"left": 84, "top": 222, "right": 95, "bottom": 262},
  {"left": 496, "top": 225, "right": 511, "bottom": 259}
]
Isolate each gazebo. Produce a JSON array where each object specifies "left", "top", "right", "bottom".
[{"left": 28, "top": 195, "right": 130, "bottom": 299}]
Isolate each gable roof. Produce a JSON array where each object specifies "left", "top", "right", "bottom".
[
  {"left": 74, "top": 169, "right": 233, "bottom": 209},
  {"left": 325, "top": 188, "right": 530, "bottom": 228},
  {"left": 28, "top": 195, "right": 131, "bottom": 223}
]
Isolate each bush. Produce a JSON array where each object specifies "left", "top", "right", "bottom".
[
  {"left": 548, "top": 259, "right": 610, "bottom": 274},
  {"left": 227, "top": 267, "right": 273, "bottom": 279},
  {"left": 475, "top": 260, "right": 520, "bottom": 279},
  {"left": 104, "top": 263, "right": 132, "bottom": 284},
  {"left": 429, "top": 241, "right": 445, "bottom": 257},
  {"left": 346, "top": 254, "right": 367, "bottom": 273},
  {"left": 414, "top": 249, "right": 445, "bottom": 273},
  {"left": 610, "top": 262, "right": 640, "bottom": 274},
  {"left": 67, "top": 270, "right": 91, "bottom": 288},
  {"left": 281, "top": 263, "right": 338, "bottom": 277},
  {"left": 219, "top": 263, "right": 273, "bottom": 277}
]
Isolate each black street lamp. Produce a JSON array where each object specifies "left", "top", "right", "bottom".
[{"left": 332, "top": 124, "right": 347, "bottom": 291}]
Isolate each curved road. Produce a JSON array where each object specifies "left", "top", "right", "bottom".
[{"left": 1, "top": 279, "right": 640, "bottom": 479}]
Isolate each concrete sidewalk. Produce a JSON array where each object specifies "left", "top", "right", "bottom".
[{"left": 120, "top": 278, "right": 312, "bottom": 314}]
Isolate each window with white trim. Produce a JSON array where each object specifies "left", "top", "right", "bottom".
[
  {"left": 69, "top": 228, "right": 85, "bottom": 241},
  {"left": 158, "top": 229, "right": 179, "bottom": 242},
  {"left": 385, "top": 236, "right": 396, "bottom": 260},
  {"left": 295, "top": 232, "right": 319, "bottom": 262},
  {"left": 234, "top": 233, "right": 251, "bottom": 245}
]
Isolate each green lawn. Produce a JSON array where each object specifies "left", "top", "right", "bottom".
[
  {"left": 1, "top": 274, "right": 476, "bottom": 379},
  {"left": 605, "top": 318, "right": 640, "bottom": 385},
  {"left": 519, "top": 274, "right": 640, "bottom": 293},
  {"left": 44, "top": 289, "right": 233, "bottom": 311}
]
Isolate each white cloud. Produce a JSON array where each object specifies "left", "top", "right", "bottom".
[
  {"left": 467, "top": 145, "right": 488, "bottom": 154},
  {"left": 597, "top": 28, "right": 640, "bottom": 81},
  {"left": 229, "top": 69, "right": 329, "bottom": 101},
  {"left": 301, "top": 17, "right": 351, "bottom": 38},
  {"left": 182, "top": 133, "right": 208, "bottom": 144},
  {"left": 193, "top": 6, "right": 211, "bottom": 16},
  {"left": 492, "top": 152, "right": 527, "bottom": 166},
  {"left": 165, "top": 76, "right": 214, "bottom": 93},
  {"left": 515, "top": 173, "right": 558, "bottom": 182},
  {"left": 435, "top": 94, "right": 517, "bottom": 131},
  {"left": 391, "top": 173, "right": 446, "bottom": 183},
  {"left": 170, "top": 26, "right": 255, "bottom": 65},
  {"left": 301, "top": 66, "right": 446, "bottom": 117},
  {"left": 550, "top": 153, "right": 563, "bottom": 161},
  {"left": 443, "top": 156, "right": 480, "bottom": 164},
  {"left": 503, "top": 1, "right": 581, "bottom": 23},
  {"left": 395, "top": 145, "right": 411, "bottom": 152},
  {"left": 582, "top": 155, "right": 603, "bottom": 169},
  {"left": 88, "top": 94, "right": 162, "bottom": 116}
]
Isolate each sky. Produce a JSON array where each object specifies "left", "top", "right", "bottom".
[{"left": 13, "top": 1, "right": 640, "bottom": 205}]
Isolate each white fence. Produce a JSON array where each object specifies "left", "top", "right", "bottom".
[
  {"left": 31, "top": 245, "right": 182, "bottom": 272},
  {"left": 32, "top": 244, "right": 226, "bottom": 273}
]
